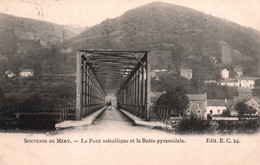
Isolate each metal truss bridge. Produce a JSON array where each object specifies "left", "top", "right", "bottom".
[{"left": 76, "top": 50, "right": 151, "bottom": 120}]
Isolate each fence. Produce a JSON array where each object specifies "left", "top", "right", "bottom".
[{"left": 13, "top": 105, "right": 76, "bottom": 123}]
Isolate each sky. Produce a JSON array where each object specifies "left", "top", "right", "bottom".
[{"left": 0, "top": 0, "right": 260, "bottom": 30}]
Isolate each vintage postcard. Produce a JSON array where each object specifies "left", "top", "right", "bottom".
[{"left": 0, "top": 0, "right": 260, "bottom": 164}]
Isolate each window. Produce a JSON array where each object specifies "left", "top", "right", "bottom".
[
  {"left": 210, "top": 110, "right": 213, "bottom": 114},
  {"left": 197, "top": 110, "right": 201, "bottom": 114},
  {"left": 217, "top": 110, "right": 220, "bottom": 113}
]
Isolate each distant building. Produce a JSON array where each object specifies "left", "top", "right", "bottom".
[
  {"left": 204, "top": 80, "right": 217, "bottom": 84},
  {"left": 209, "top": 56, "right": 218, "bottom": 64},
  {"left": 221, "top": 68, "right": 229, "bottom": 79},
  {"left": 237, "top": 77, "right": 255, "bottom": 89},
  {"left": 205, "top": 99, "right": 228, "bottom": 118},
  {"left": 5, "top": 71, "right": 16, "bottom": 78},
  {"left": 234, "top": 67, "right": 243, "bottom": 77},
  {"left": 219, "top": 77, "right": 258, "bottom": 89},
  {"left": 151, "top": 69, "right": 168, "bottom": 81},
  {"left": 219, "top": 78, "right": 238, "bottom": 87},
  {"left": 186, "top": 93, "right": 207, "bottom": 118},
  {"left": 20, "top": 69, "right": 34, "bottom": 78},
  {"left": 244, "top": 97, "right": 260, "bottom": 115},
  {"left": 180, "top": 68, "right": 192, "bottom": 80}
]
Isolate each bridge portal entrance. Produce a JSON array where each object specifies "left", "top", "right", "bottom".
[{"left": 76, "top": 50, "right": 151, "bottom": 120}]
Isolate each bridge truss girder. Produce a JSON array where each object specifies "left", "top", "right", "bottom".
[{"left": 76, "top": 50, "right": 151, "bottom": 121}]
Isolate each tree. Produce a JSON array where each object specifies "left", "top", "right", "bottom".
[
  {"left": 169, "top": 45, "right": 185, "bottom": 75},
  {"left": 176, "top": 113, "right": 210, "bottom": 134},
  {"left": 235, "top": 101, "right": 257, "bottom": 115},
  {"left": 222, "top": 110, "right": 230, "bottom": 117},
  {"left": 157, "top": 86, "right": 189, "bottom": 116}
]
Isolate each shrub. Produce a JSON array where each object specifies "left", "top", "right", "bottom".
[{"left": 176, "top": 114, "right": 210, "bottom": 134}]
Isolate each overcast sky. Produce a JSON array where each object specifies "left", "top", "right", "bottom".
[{"left": 0, "top": 0, "right": 260, "bottom": 30}]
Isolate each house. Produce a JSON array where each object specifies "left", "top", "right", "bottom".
[
  {"left": 186, "top": 93, "right": 207, "bottom": 118},
  {"left": 151, "top": 69, "right": 168, "bottom": 80},
  {"left": 244, "top": 97, "right": 260, "bottom": 115},
  {"left": 204, "top": 80, "right": 217, "bottom": 84},
  {"left": 205, "top": 99, "right": 228, "bottom": 118},
  {"left": 209, "top": 56, "right": 218, "bottom": 64},
  {"left": 180, "top": 68, "right": 192, "bottom": 80},
  {"left": 221, "top": 68, "right": 229, "bottom": 79},
  {"left": 5, "top": 71, "right": 16, "bottom": 78},
  {"left": 219, "top": 77, "right": 257, "bottom": 89},
  {"left": 234, "top": 67, "right": 243, "bottom": 77},
  {"left": 237, "top": 77, "right": 255, "bottom": 89},
  {"left": 20, "top": 69, "right": 34, "bottom": 78}
]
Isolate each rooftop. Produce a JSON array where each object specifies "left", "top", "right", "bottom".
[
  {"left": 207, "top": 100, "right": 227, "bottom": 106},
  {"left": 245, "top": 96, "right": 260, "bottom": 104},
  {"left": 5, "top": 70, "right": 13, "bottom": 74},
  {"left": 151, "top": 91, "right": 165, "bottom": 97},
  {"left": 186, "top": 93, "right": 207, "bottom": 101},
  {"left": 21, "top": 69, "right": 34, "bottom": 72},
  {"left": 219, "top": 78, "right": 237, "bottom": 83},
  {"left": 180, "top": 68, "right": 192, "bottom": 73}
]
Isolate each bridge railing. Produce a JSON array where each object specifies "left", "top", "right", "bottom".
[
  {"left": 14, "top": 105, "right": 76, "bottom": 122},
  {"left": 82, "top": 104, "right": 106, "bottom": 116},
  {"left": 119, "top": 104, "right": 146, "bottom": 118}
]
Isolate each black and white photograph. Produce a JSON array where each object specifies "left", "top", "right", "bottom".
[{"left": 0, "top": 0, "right": 260, "bottom": 164}]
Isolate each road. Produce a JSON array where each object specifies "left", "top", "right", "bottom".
[{"left": 59, "top": 106, "right": 172, "bottom": 137}]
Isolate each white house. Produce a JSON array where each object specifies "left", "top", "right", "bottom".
[
  {"left": 219, "top": 77, "right": 257, "bottom": 89},
  {"left": 180, "top": 68, "right": 192, "bottom": 80},
  {"left": 205, "top": 100, "right": 228, "bottom": 118},
  {"left": 5, "top": 71, "right": 16, "bottom": 78},
  {"left": 221, "top": 68, "right": 229, "bottom": 79},
  {"left": 151, "top": 69, "right": 168, "bottom": 81},
  {"left": 20, "top": 69, "right": 34, "bottom": 78},
  {"left": 237, "top": 77, "right": 255, "bottom": 89},
  {"left": 204, "top": 80, "right": 217, "bottom": 84}
]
